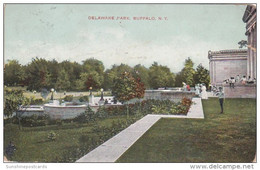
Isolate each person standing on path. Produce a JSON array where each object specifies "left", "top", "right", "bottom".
[{"left": 216, "top": 86, "right": 225, "bottom": 114}]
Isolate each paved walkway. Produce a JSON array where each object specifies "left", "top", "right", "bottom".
[{"left": 76, "top": 98, "right": 204, "bottom": 162}]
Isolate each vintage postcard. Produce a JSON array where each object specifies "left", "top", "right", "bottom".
[{"left": 2, "top": 1, "right": 257, "bottom": 169}]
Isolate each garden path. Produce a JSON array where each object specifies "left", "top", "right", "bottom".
[{"left": 76, "top": 97, "right": 204, "bottom": 162}]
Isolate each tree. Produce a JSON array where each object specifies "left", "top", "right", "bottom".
[
  {"left": 148, "top": 62, "right": 175, "bottom": 89},
  {"left": 4, "top": 88, "right": 29, "bottom": 118},
  {"left": 183, "top": 58, "right": 196, "bottom": 86},
  {"left": 112, "top": 71, "right": 145, "bottom": 101},
  {"left": 82, "top": 58, "right": 105, "bottom": 75},
  {"left": 77, "top": 71, "right": 104, "bottom": 91},
  {"left": 174, "top": 73, "right": 184, "bottom": 87},
  {"left": 60, "top": 61, "right": 83, "bottom": 90},
  {"left": 24, "top": 58, "right": 52, "bottom": 91},
  {"left": 175, "top": 58, "right": 196, "bottom": 87},
  {"left": 134, "top": 77, "right": 145, "bottom": 99},
  {"left": 81, "top": 58, "right": 105, "bottom": 90},
  {"left": 55, "top": 69, "right": 71, "bottom": 91},
  {"left": 112, "top": 72, "right": 145, "bottom": 118},
  {"left": 133, "top": 64, "right": 150, "bottom": 88},
  {"left": 103, "top": 64, "right": 134, "bottom": 90},
  {"left": 46, "top": 59, "right": 60, "bottom": 89},
  {"left": 112, "top": 72, "right": 137, "bottom": 103},
  {"left": 4, "top": 60, "right": 25, "bottom": 86},
  {"left": 194, "top": 64, "right": 210, "bottom": 88}
]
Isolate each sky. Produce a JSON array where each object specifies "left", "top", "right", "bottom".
[{"left": 4, "top": 4, "right": 247, "bottom": 73}]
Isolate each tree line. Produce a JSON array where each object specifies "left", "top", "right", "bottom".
[{"left": 4, "top": 57, "right": 210, "bottom": 91}]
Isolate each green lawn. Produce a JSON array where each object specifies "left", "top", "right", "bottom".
[
  {"left": 116, "top": 98, "right": 256, "bottom": 163},
  {"left": 4, "top": 115, "right": 131, "bottom": 162},
  {"left": 5, "top": 86, "right": 112, "bottom": 100}
]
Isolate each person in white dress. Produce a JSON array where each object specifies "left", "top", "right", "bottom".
[
  {"left": 182, "top": 82, "right": 187, "bottom": 91},
  {"left": 200, "top": 84, "right": 208, "bottom": 99},
  {"left": 195, "top": 84, "right": 200, "bottom": 96}
]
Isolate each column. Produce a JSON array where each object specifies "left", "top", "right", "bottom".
[
  {"left": 247, "top": 32, "right": 251, "bottom": 78},
  {"left": 213, "top": 61, "right": 216, "bottom": 84},
  {"left": 210, "top": 60, "right": 213, "bottom": 84},
  {"left": 253, "top": 26, "right": 257, "bottom": 79},
  {"left": 250, "top": 30, "right": 253, "bottom": 78}
]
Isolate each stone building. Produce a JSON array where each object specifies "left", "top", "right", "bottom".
[
  {"left": 243, "top": 4, "right": 257, "bottom": 80},
  {"left": 207, "top": 5, "right": 256, "bottom": 98},
  {"left": 208, "top": 49, "right": 247, "bottom": 86}
]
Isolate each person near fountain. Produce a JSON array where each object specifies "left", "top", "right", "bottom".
[
  {"left": 182, "top": 82, "right": 187, "bottom": 91},
  {"left": 216, "top": 86, "right": 225, "bottom": 114},
  {"left": 195, "top": 84, "right": 200, "bottom": 96},
  {"left": 187, "top": 84, "right": 190, "bottom": 91},
  {"left": 200, "top": 83, "right": 208, "bottom": 99}
]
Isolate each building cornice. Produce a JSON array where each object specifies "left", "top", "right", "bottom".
[
  {"left": 243, "top": 5, "right": 256, "bottom": 23},
  {"left": 209, "top": 57, "right": 247, "bottom": 62},
  {"left": 208, "top": 49, "right": 247, "bottom": 59}
]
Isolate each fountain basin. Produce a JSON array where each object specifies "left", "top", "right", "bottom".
[{"left": 44, "top": 103, "right": 88, "bottom": 120}]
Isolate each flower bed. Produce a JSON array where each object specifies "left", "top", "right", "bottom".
[{"left": 103, "top": 98, "right": 192, "bottom": 116}]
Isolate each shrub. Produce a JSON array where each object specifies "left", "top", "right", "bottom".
[
  {"left": 96, "top": 106, "right": 108, "bottom": 119},
  {"left": 20, "top": 114, "right": 48, "bottom": 127},
  {"left": 4, "top": 117, "right": 18, "bottom": 125},
  {"left": 64, "top": 95, "right": 73, "bottom": 102},
  {"left": 29, "top": 98, "right": 44, "bottom": 105},
  {"left": 105, "top": 106, "right": 125, "bottom": 116},
  {"left": 48, "top": 131, "right": 56, "bottom": 141},
  {"left": 79, "top": 96, "right": 89, "bottom": 102},
  {"left": 55, "top": 119, "right": 63, "bottom": 126},
  {"left": 73, "top": 106, "right": 95, "bottom": 123},
  {"left": 181, "top": 97, "right": 192, "bottom": 107},
  {"left": 5, "top": 141, "right": 16, "bottom": 160}
]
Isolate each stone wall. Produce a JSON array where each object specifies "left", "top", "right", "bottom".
[
  {"left": 17, "top": 110, "right": 45, "bottom": 117},
  {"left": 223, "top": 84, "right": 256, "bottom": 98},
  {"left": 212, "top": 59, "right": 247, "bottom": 83},
  {"left": 208, "top": 49, "right": 247, "bottom": 86},
  {"left": 17, "top": 106, "right": 45, "bottom": 117},
  {"left": 44, "top": 105, "right": 87, "bottom": 119},
  {"left": 144, "top": 90, "right": 195, "bottom": 102}
]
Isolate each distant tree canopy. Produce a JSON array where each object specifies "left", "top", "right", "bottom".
[
  {"left": 193, "top": 64, "right": 210, "bottom": 88},
  {"left": 149, "top": 62, "right": 175, "bottom": 89},
  {"left": 4, "top": 60, "right": 25, "bottom": 86},
  {"left": 55, "top": 68, "right": 71, "bottom": 91},
  {"left": 133, "top": 64, "right": 150, "bottom": 89},
  {"left": 103, "top": 64, "right": 134, "bottom": 91},
  {"left": 4, "top": 57, "right": 210, "bottom": 91}
]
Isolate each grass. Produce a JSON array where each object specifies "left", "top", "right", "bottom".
[
  {"left": 23, "top": 91, "right": 112, "bottom": 100},
  {"left": 116, "top": 98, "right": 256, "bottom": 163},
  {"left": 5, "top": 86, "right": 112, "bottom": 100},
  {"left": 4, "top": 115, "right": 131, "bottom": 162}
]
